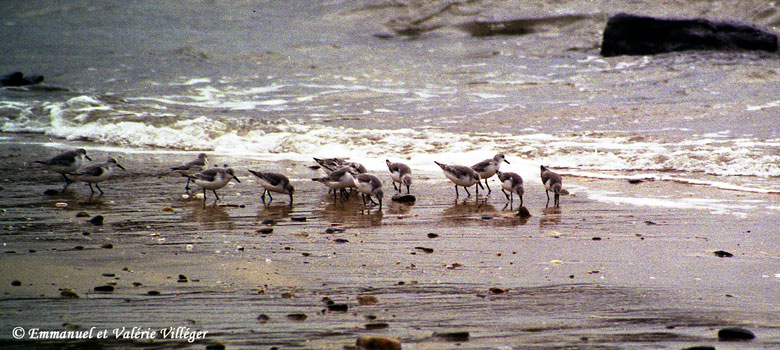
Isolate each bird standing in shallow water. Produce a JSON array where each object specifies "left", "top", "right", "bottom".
[
  {"left": 471, "top": 153, "right": 509, "bottom": 194},
  {"left": 35, "top": 148, "right": 92, "bottom": 188},
  {"left": 540, "top": 165, "right": 563, "bottom": 207},
  {"left": 435, "top": 161, "right": 483, "bottom": 199},
  {"left": 386, "top": 159, "right": 412, "bottom": 194},
  {"left": 312, "top": 164, "right": 358, "bottom": 201},
  {"left": 185, "top": 167, "right": 241, "bottom": 205},
  {"left": 356, "top": 173, "right": 384, "bottom": 209},
  {"left": 496, "top": 170, "right": 524, "bottom": 207},
  {"left": 171, "top": 153, "right": 208, "bottom": 191},
  {"left": 71, "top": 157, "right": 126, "bottom": 196},
  {"left": 248, "top": 170, "right": 294, "bottom": 204}
]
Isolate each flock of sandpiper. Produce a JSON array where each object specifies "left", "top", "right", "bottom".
[{"left": 34, "top": 148, "right": 564, "bottom": 210}]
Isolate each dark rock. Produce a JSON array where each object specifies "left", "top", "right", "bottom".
[
  {"left": 592, "top": 237, "right": 602, "bottom": 241},
  {"left": 718, "top": 327, "right": 755, "bottom": 341},
  {"left": 261, "top": 219, "right": 276, "bottom": 226},
  {"left": 327, "top": 303, "right": 349, "bottom": 312},
  {"left": 147, "top": 290, "right": 160, "bottom": 296},
  {"left": 258, "top": 227, "right": 273, "bottom": 234},
  {"left": 205, "top": 343, "right": 226, "bottom": 350},
  {"left": 683, "top": 346, "right": 716, "bottom": 350},
  {"left": 89, "top": 215, "right": 104, "bottom": 226},
  {"left": 713, "top": 250, "right": 734, "bottom": 258},
  {"left": 391, "top": 193, "right": 416, "bottom": 203},
  {"left": 1, "top": 71, "right": 44, "bottom": 86},
  {"left": 481, "top": 215, "right": 493, "bottom": 220},
  {"left": 43, "top": 189, "right": 59, "bottom": 196},
  {"left": 286, "top": 313, "right": 308, "bottom": 321},
  {"left": 177, "top": 274, "right": 188, "bottom": 283},
  {"left": 434, "top": 330, "right": 470, "bottom": 341},
  {"left": 427, "top": 233, "right": 439, "bottom": 239},
  {"left": 414, "top": 246, "right": 434, "bottom": 254},
  {"left": 73, "top": 246, "right": 84, "bottom": 250},
  {"left": 357, "top": 295, "right": 379, "bottom": 305},
  {"left": 93, "top": 285, "right": 114, "bottom": 293},
  {"left": 356, "top": 336, "right": 401, "bottom": 350},
  {"left": 325, "top": 227, "right": 346, "bottom": 234},
  {"left": 101, "top": 243, "right": 113, "bottom": 249},
  {"left": 60, "top": 290, "right": 80, "bottom": 299},
  {"left": 334, "top": 238, "right": 349, "bottom": 243},
  {"left": 291, "top": 216, "right": 307, "bottom": 222},
  {"left": 101, "top": 273, "right": 115, "bottom": 277},
  {"left": 601, "top": 13, "right": 778, "bottom": 57},
  {"left": 257, "top": 314, "right": 271, "bottom": 323},
  {"left": 516, "top": 206, "right": 531, "bottom": 218},
  {"left": 75, "top": 211, "right": 90, "bottom": 218},
  {"left": 644, "top": 220, "right": 658, "bottom": 225},
  {"left": 365, "top": 322, "right": 389, "bottom": 330},
  {"left": 11, "top": 280, "right": 21, "bottom": 286},
  {"left": 489, "top": 287, "right": 507, "bottom": 294}
]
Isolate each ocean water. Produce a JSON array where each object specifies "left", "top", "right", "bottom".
[{"left": 2, "top": 0, "right": 780, "bottom": 213}]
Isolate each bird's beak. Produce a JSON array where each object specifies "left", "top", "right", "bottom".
[
  {"left": 504, "top": 159, "right": 510, "bottom": 164},
  {"left": 86, "top": 155, "right": 93, "bottom": 161},
  {"left": 233, "top": 176, "right": 241, "bottom": 183},
  {"left": 117, "top": 164, "right": 126, "bottom": 171}
]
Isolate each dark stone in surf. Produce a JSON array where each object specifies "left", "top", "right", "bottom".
[
  {"left": 1, "top": 71, "right": 44, "bottom": 86},
  {"left": 93, "top": 285, "right": 114, "bottom": 293},
  {"left": 260, "top": 219, "right": 276, "bottom": 226},
  {"left": 286, "top": 313, "right": 308, "bottom": 321},
  {"left": 516, "top": 206, "right": 531, "bottom": 218},
  {"left": 11, "top": 280, "right": 21, "bottom": 286},
  {"left": 291, "top": 216, "right": 307, "bottom": 222},
  {"left": 427, "top": 233, "right": 439, "bottom": 239},
  {"left": 89, "top": 215, "right": 104, "bottom": 226},
  {"left": 713, "top": 250, "right": 734, "bottom": 258},
  {"left": 718, "top": 327, "right": 755, "bottom": 341},
  {"left": 391, "top": 193, "right": 416, "bottom": 203},
  {"left": 601, "top": 13, "right": 778, "bottom": 57},
  {"left": 434, "top": 330, "right": 470, "bottom": 341},
  {"left": 327, "top": 303, "right": 349, "bottom": 312},
  {"left": 147, "top": 290, "right": 160, "bottom": 296},
  {"left": 60, "top": 290, "right": 80, "bottom": 298},
  {"left": 43, "top": 189, "right": 59, "bottom": 196},
  {"left": 76, "top": 211, "right": 90, "bottom": 218}
]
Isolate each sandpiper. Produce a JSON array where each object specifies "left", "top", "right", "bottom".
[
  {"left": 471, "top": 153, "right": 509, "bottom": 194},
  {"left": 496, "top": 171, "right": 524, "bottom": 207},
  {"left": 356, "top": 173, "right": 384, "bottom": 209},
  {"left": 540, "top": 165, "right": 563, "bottom": 207},
  {"left": 313, "top": 157, "right": 348, "bottom": 174},
  {"left": 171, "top": 153, "right": 208, "bottom": 191},
  {"left": 185, "top": 167, "right": 241, "bottom": 203},
  {"left": 386, "top": 159, "right": 412, "bottom": 194},
  {"left": 434, "top": 161, "right": 483, "bottom": 198},
  {"left": 312, "top": 165, "right": 358, "bottom": 201},
  {"left": 248, "top": 170, "right": 294, "bottom": 204},
  {"left": 35, "top": 148, "right": 92, "bottom": 186},
  {"left": 71, "top": 157, "right": 125, "bottom": 196}
]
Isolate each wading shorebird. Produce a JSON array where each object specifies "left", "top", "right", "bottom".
[
  {"left": 435, "top": 161, "right": 483, "bottom": 199},
  {"left": 356, "top": 173, "right": 384, "bottom": 209},
  {"left": 540, "top": 165, "right": 563, "bottom": 208},
  {"left": 312, "top": 164, "right": 359, "bottom": 201},
  {"left": 386, "top": 159, "right": 412, "bottom": 194},
  {"left": 496, "top": 170, "right": 524, "bottom": 207},
  {"left": 170, "top": 153, "right": 208, "bottom": 191},
  {"left": 71, "top": 157, "right": 126, "bottom": 196},
  {"left": 248, "top": 170, "right": 294, "bottom": 204},
  {"left": 35, "top": 148, "right": 92, "bottom": 188},
  {"left": 471, "top": 153, "right": 509, "bottom": 194},
  {"left": 185, "top": 167, "right": 241, "bottom": 204}
]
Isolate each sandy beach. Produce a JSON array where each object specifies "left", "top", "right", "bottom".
[{"left": 1, "top": 135, "right": 779, "bottom": 349}]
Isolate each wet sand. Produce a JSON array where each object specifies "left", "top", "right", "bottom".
[{"left": 2, "top": 135, "right": 780, "bottom": 349}]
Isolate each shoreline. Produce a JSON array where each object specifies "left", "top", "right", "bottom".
[{"left": 2, "top": 135, "right": 780, "bottom": 349}]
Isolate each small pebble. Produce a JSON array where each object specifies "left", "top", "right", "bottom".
[
  {"left": 60, "top": 290, "right": 80, "bottom": 299},
  {"left": 516, "top": 207, "right": 531, "bottom": 218},
  {"left": 162, "top": 206, "right": 174, "bottom": 212},
  {"left": 147, "top": 290, "right": 160, "bottom": 296},
  {"left": 101, "top": 243, "right": 113, "bottom": 249},
  {"left": 327, "top": 303, "right": 349, "bottom": 312},
  {"left": 205, "top": 343, "right": 225, "bottom": 350},
  {"left": 356, "top": 336, "right": 401, "bottom": 350},
  {"left": 75, "top": 211, "right": 90, "bottom": 218},
  {"left": 365, "top": 322, "right": 389, "bottom": 330},
  {"left": 414, "top": 247, "right": 434, "bottom": 254},
  {"left": 44, "top": 189, "right": 60, "bottom": 196},
  {"left": 391, "top": 194, "right": 416, "bottom": 203},
  {"left": 713, "top": 250, "right": 733, "bottom": 258},
  {"left": 11, "top": 280, "right": 22, "bottom": 286},
  {"left": 93, "top": 285, "right": 114, "bottom": 293},
  {"left": 718, "top": 327, "right": 755, "bottom": 341},
  {"left": 177, "top": 274, "right": 188, "bottom": 283},
  {"left": 291, "top": 216, "right": 307, "bottom": 222},
  {"left": 682, "top": 346, "right": 716, "bottom": 350},
  {"left": 286, "top": 313, "right": 307, "bottom": 321},
  {"left": 261, "top": 219, "right": 276, "bottom": 226},
  {"left": 357, "top": 295, "right": 379, "bottom": 305},
  {"left": 489, "top": 287, "right": 507, "bottom": 294},
  {"left": 434, "top": 331, "right": 470, "bottom": 341},
  {"left": 257, "top": 314, "right": 271, "bottom": 323},
  {"left": 427, "top": 233, "right": 439, "bottom": 239},
  {"left": 89, "top": 215, "right": 104, "bottom": 226}
]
